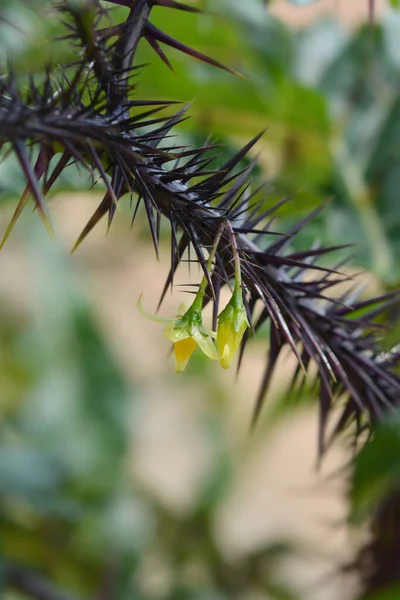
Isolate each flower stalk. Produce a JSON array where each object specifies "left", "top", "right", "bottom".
[{"left": 216, "top": 221, "right": 249, "bottom": 369}]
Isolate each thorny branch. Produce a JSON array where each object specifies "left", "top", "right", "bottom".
[{"left": 0, "top": 0, "right": 399, "bottom": 456}]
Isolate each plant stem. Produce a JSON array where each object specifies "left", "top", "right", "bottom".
[
  {"left": 226, "top": 220, "right": 242, "bottom": 286},
  {"left": 194, "top": 220, "right": 226, "bottom": 306}
]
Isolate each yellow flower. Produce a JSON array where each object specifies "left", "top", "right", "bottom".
[
  {"left": 217, "top": 284, "right": 249, "bottom": 369},
  {"left": 137, "top": 295, "right": 219, "bottom": 373}
]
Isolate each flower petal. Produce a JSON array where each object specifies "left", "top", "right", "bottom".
[
  {"left": 220, "top": 343, "right": 232, "bottom": 369},
  {"left": 174, "top": 338, "right": 197, "bottom": 373},
  {"left": 192, "top": 330, "right": 219, "bottom": 360},
  {"left": 217, "top": 304, "right": 249, "bottom": 369}
]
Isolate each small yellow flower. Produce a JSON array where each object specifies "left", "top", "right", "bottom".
[
  {"left": 138, "top": 295, "right": 219, "bottom": 373},
  {"left": 217, "top": 284, "right": 249, "bottom": 369}
]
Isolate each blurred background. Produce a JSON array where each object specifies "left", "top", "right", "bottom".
[{"left": 0, "top": 0, "right": 399, "bottom": 598}]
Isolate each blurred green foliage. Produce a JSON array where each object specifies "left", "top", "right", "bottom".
[{"left": 1, "top": 1, "right": 400, "bottom": 599}]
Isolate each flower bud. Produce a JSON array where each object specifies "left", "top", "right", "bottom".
[{"left": 217, "top": 285, "right": 249, "bottom": 369}]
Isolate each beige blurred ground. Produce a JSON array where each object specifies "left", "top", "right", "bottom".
[
  {"left": 0, "top": 2, "right": 381, "bottom": 598},
  {"left": 271, "top": 0, "right": 385, "bottom": 27}
]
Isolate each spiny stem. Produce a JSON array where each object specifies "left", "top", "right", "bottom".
[{"left": 112, "top": 0, "right": 152, "bottom": 107}]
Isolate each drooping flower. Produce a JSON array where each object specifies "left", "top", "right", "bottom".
[
  {"left": 217, "top": 283, "right": 249, "bottom": 369},
  {"left": 138, "top": 295, "right": 219, "bottom": 373}
]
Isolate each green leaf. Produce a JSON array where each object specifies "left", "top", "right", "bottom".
[{"left": 350, "top": 417, "right": 400, "bottom": 524}]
